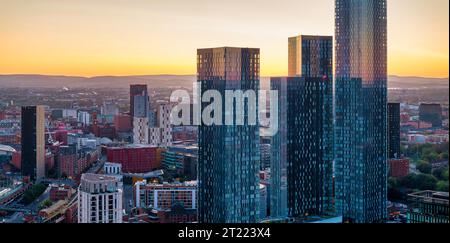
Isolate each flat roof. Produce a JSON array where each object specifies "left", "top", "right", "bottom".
[{"left": 81, "top": 173, "right": 117, "bottom": 182}]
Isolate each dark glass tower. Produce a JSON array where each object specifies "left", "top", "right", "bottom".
[
  {"left": 197, "top": 47, "right": 260, "bottom": 223},
  {"left": 271, "top": 35, "right": 333, "bottom": 220},
  {"left": 21, "top": 106, "right": 45, "bottom": 181},
  {"left": 288, "top": 35, "right": 333, "bottom": 78},
  {"left": 334, "top": 0, "right": 388, "bottom": 223},
  {"left": 271, "top": 76, "right": 333, "bottom": 219},
  {"left": 130, "top": 84, "right": 148, "bottom": 118},
  {"left": 388, "top": 103, "right": 401, "bottom": 159}
]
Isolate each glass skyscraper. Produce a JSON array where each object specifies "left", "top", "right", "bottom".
[
  {"left": 271, "top": 35, "right": 333, "bottom": 220},
  {"left": 130, "top": 84, "right": 148, "bottom": 118},
  {"left": 271, "top": 76, "right": 333, "bottom": 220},
  {"left": 388, "top": 103, "right": 401, "bottom": 159},
  {"left": 288, "top": 35, "right": 333, "bottom": 78},
  {"left": 197, "top": 47, "right": 261, "bottom": 223},
  {"left": 334, "top": 0, "right": 388, "bottom": 223}
]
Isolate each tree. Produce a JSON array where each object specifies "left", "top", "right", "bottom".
[
  {"left": 39, "top": 199, "right": 53, "bottom": 210},
  {"left": 400, "top": 174, "right": 438, "bottom": 191},
  {"left": 443, "top": 169, "right": 449, "bottom": 180},
  {"left": 423, "top": 151, "right": 439, "bottom": 163},
  {"left": 417, "top": 161, "right": 432, "bottom": 174},
  {"left": 388, "top": 177, "right": 404, "bottom": 201},
  {"left": 433, "top": 166, "right": 449, "bottom": 181},
  {"left": 400, "top": 174, "right": 419, "bottom": 189},
  {"left": 388, "top": 177, "right": 399, "bottom": 189},
  {"left": 415, "top": 174, "right": 438, "bottom": 191},
  {"left": 21, "top": 183, "right": 47, "bottom": 205},
  {"left": 436, "top": 181, "right": 449, "bottom": 192}
]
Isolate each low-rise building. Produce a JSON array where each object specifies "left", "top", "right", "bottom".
[
  {"left": 133, "top": 180, "right": 197, "bottom": 210},
  {"left": 389, "top": 158, "right": 410, "bottom": 178},
  {"left": 407, "top": 191, "right": 449, "bottom": 223}
]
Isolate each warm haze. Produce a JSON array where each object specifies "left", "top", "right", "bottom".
[{"left": 0, "top": 0, "right": 448, "bottom": 78}]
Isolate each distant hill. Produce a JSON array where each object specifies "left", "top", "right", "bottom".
[
  {"left": 388, "top": 75, "right": 449, "bottom": 89},
  {"left": 0, "top": 74, "right": 448, "bottom": 90},
  {"left": 0, "top": 74, "right": 197, "bottom": 89}
]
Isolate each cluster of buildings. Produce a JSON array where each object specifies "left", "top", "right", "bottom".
[
  {"left": 0, "top": 0, "right": 448, "bottom": 224},
  {"left": 193, "top": 0, "right": 388, "bottom": 224},
  {"left": 398, "top": 103, "right": 448, "bottom": 144}
]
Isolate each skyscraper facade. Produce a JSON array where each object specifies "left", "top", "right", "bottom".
[
  {"left": 133, "top": 94, "right": 150, "bottom": 144},
  {"left": 388, "top": 103, "right": 401, "bottom": 159},
  {"left": 133, "top": 117, "right": 149, "bottom": 144},
  {"left": 133, "top": 95, "right": 149, "bottom": 118},
  {"left": 270, "top": 35, "right": 333, "bottom": 220},
  {"left": 334, "top": 0, "right": 388, "bottom": 223},
  {"left": 271, "top": 76, "right": 333, "bottom": 219},
  {"left": 288, "top": 35, "right": 333, "bottom": 78},
  {"left": 21, "top": 106, "right": 45, "bottom": 181},
  {"left": 130, "top": 84, "right": 148, "bottom": 118},
  {"left": 197, "top": 47, "right": 260, "bottom": 223},
  {"left": 149, "top": 103, "right": 173, "bottom": 147}
]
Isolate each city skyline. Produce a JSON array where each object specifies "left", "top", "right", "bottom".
[
  {"left": 0, "top": 0, "right": 448, "bottom": 78},
  {"left": 0, "top": 0, "right": 448, "bottom": 228}
]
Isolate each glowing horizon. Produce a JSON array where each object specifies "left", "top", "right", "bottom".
[{"left": 0, "top": 0, "right": 448, "bottom": 78}]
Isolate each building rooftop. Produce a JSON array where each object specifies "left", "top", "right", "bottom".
[
  {"left": 81, "top": 173, "right": 117, "bottom": 183},
  {"left": 107, "top": 144, "right": 158, "bottom": 150},
  {"left": 408, "top": 190, "right": 449, "bottom": 206}
]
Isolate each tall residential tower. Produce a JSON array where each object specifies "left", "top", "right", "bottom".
[
  {"left": 197, "top": 47, "right": 261, "bottom": 223},
  {"left": 334, "top": 0, "right": 388, "bottom": 223},
  {"left": 288, "top": 35, "right": 333, "bottom": 78},
  {"left": 21, "top": 106, "right": 45, "bottom": 181},
  {"left": 388, "top": 103, "right": 401, "bottom": 159},
  {"left": 271, "top": 35, "right": 333, "bottom": 219}
]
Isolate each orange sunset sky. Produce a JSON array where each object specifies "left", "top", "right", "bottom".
[{"left": 0, "top": 0, "right": 448, "bottom": 78}]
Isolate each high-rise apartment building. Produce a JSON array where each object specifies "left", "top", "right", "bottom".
[
  {"left": 130, "top": 85, "right": 148, "bottom": 118},
  {"left": 197, "top": 47, "right": 260, "bottom": 223},
  {"left": 270, "top": 35, "right": 333, "bottom": 220},
  {"left": 78, "top": 173, "right": 123, "bottom": 223},
  {"left": 334, "top": 0, "right": 388, "bottom": 223},
  {"left": 388, "top": 103, "right": 401, "bottom": 159},
  {"left": 133, "top": 95, "right": 149, "bottom": 144},
  {"left": 21, "top": 106, "right": 45, "bottom": 181},
  {"left": 149, "top": 103, "right": 173, "bottom": 147},
  {"left": 271, "top": 76, "right": 333, "bottom": 219},
  {"left": 288, "top": 35, "right": 333, "bottom": 78},
  {"left": 133, "top": 117, "right": 149, "bottom": 144}
]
